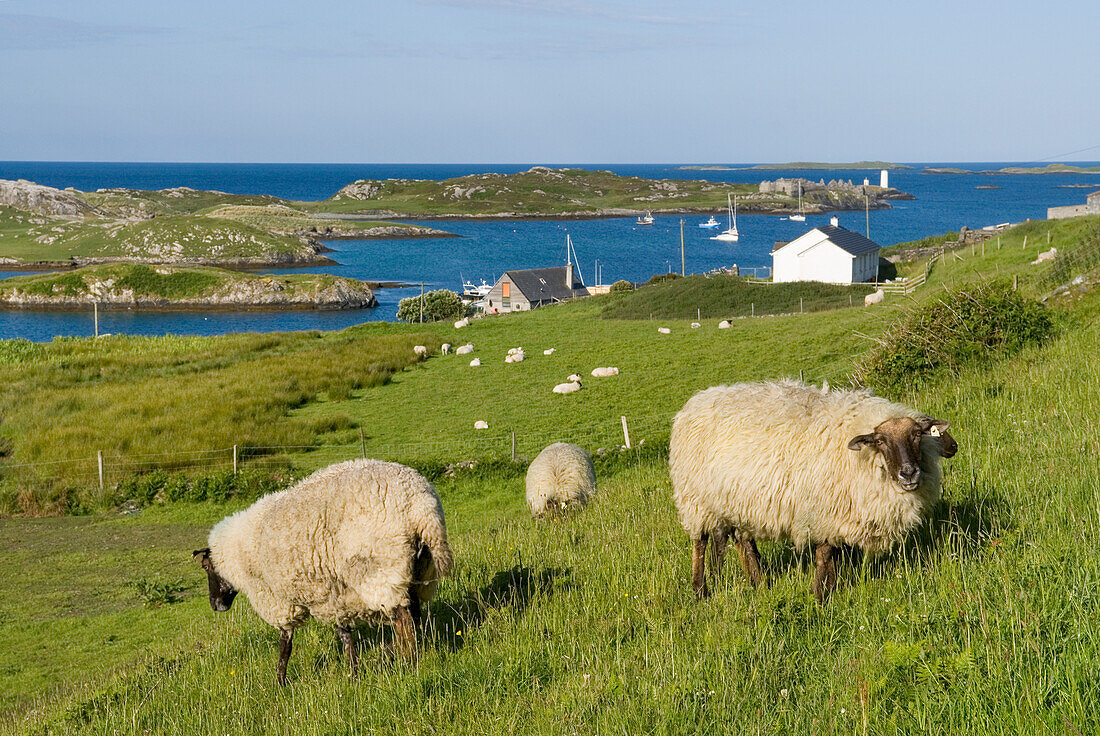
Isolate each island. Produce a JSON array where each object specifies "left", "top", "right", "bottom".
[
  {"left": 304, "top": 167, "right": 913, "bottom": 219},
  {"left": 0, "top": 179, "right": 453, "bottom": 269},
  {"left": 743, "top": 161, "right": 910, "bottom": 171},
  {"left": 925, "top": 164, "right": 1100, "bottom": 175},
  {"left": 0, "top": 263, "right": 378, "bottom": 310}
]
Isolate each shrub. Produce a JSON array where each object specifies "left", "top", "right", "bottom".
[
  {"left": 126, "top": 576, "right": 189, "bottom": 607},
  {"left": 852, "top": 280, "right": 1055, "bottom": 395},
  {"left": 397, "top": 289, "right": 466, "bottom": 323},
  {"left": 608, "top": 280, "right": 634, "bottom": 293},
  {"left": 646, "top": 272, "right": 682, "bottom": 286}
]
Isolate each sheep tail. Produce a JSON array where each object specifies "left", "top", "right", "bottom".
[{"left": 416, "top": 510, "right": 454, "bottom": 580}]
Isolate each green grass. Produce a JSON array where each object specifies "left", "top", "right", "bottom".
[
  {"left": 203, "top": 205, "right": 443, "bottom": 237},
  {"left": 599, "top": 274, "right": 876, "bottom": 320},
  {"left": 1, "top": 217, "right": 1099, "bottom": 733}
]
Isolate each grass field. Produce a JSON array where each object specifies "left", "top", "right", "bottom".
[{"left": 1, "top": 217, "right": 1099, "bottom": 734}]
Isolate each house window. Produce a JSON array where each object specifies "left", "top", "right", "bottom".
[{"left": 502, "top": 282, "right": 510, "bottom": 297}]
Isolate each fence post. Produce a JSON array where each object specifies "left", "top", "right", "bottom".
[
  {"left": 359, "top": 429, "right": 366, "bottom": 458},
  {"left": 621, "top": 416, "right": 631, "bottom": 450},
  {"left": 233, "top": 445, "right": 238, "bottom": 475},
  {"left": 511, "top": 430, "right": 516, "bottom": 462},
  {"left": 97, "top": 451, "right": 104, "bottom": 493},
  {"left": 1023, "top": 235, "right": 1028, "bottom": 251},
  {"left": 800, "top": 297, "right": 803, "bottom": 314},
  {"left": 1013, "top": 274, "right": 1018, "bottom": 291},
  {"left": 751, "top": 302, "right": 755, "bottom": 317}
]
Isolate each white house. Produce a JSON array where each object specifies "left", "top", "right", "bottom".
[{"left": 771, "top": 217, "right": 881, "bottom": 284}]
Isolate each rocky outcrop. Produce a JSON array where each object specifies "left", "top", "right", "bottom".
[{"left": 0, "top": 179, "right": 103, "bottom": 217}]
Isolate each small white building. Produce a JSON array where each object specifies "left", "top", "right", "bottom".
[{"left": 771, "top": 217, "right": 881, "bottom": 284}]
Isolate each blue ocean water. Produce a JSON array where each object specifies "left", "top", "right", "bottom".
[{"left": 1, "top": 161, "right": 1098, "bottom": 341}]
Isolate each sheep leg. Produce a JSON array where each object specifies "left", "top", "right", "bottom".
[
  {"left": 692, "top": 533, "right": 710, "bottom": 599},
  {"left": 392, "top": 605, "right": 418, "bottom": 661},
  {"left": 812, "top": 543, "right": 837, "bottom": 604},
  {"left": 336, "top": 625, "right": 359, "bottom": 676},
  {"left": 276, "top": 628, "right": 293, "bottom": 686},
  {"left": 408, "top": 585, "right": 423, "bottom": 629},
  {"left": 736, "top": 535, "right": 764, "bottom": 588},
  {"left": 709, "top": 528, "right": 729, "bottom": 582}
]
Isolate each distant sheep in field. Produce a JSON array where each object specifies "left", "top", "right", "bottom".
[
  {"left": 194, "top": 460, "right": 452, "bottom": 685},
  {"left": 505, "top": 348, "right": 525, "bottom": 363},
  {"left": 469, "top": 358, "right": 481, "bottom": 367},
  {"left": 670, "top": 380, "right": 956, "bottom": 603},
  {"left": 567, "top": 373, "right": 582, "bottom": 383},
  {"left": 864, "top": 289, "right": 885, "bottom": 306},
  {"left": 473, "top": 420, "right": 488, "bottom": 429},
  {"left": 552, "top": 379, "right": 582, "bottom": 394},
  {"left": 1033, "top": 247, "right": 1057, "bottom": 264},
  {"left": 691, "top": 322, "right": 701, "bottom": 329},
  {"left": 658, "top": 327, "right": 671, "bottom": 334},
  {"left": 455, "top": 344, "right": 474, "bottom": 355},
  {"left": 413, "top": 345, "right": 428, "bottom": 357},
  {"left": 526, "top": 442, "right": 596, "bottom": 517},
  {"left": 718, "top": 321, "right": 731, "bottom": 329},
  {"left": 543, "top": 348, "right": 555, "bottom": 355},
  {"left": 454, "top": 318, "right": 469, "bottom": 329},
  {"left": 441, "top": 343, "right": 452, "bottom": 355},
  {"left": 590, "top": 367, "right": 619, "bottom": 377}
]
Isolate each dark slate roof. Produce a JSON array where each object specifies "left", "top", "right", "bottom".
[
  {"left": 814, "top": 224, "right": 881, "bottom": 256},
  {"left": 505, "top": 266, "right": 585, "bottom": 303}
]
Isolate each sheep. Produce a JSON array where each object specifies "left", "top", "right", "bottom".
[
  {"left": 454, "top": 318, "right": 469, "bottom": 329},
  {"left": 194, "top": 459, "right": 453, "bottom": 685},
  {"left": 658, "top": 327, "right": 671, "bottom": 334},
  {"left": 469, "top": 358, "right": 481, "bottom": 367},
  {"left": 691, "top": 322, "right": 701, "bottom": 329},
  {"left": 552, "top": 380, "right": 582, "bottom": 394},
  {"left": 590, "top": 366, "right": 619, "bottom": 377},
  {"left": 474, "top": 420, "right": 488, "bottom": 429},
  {"left": 864, "top": 289, "right": 885, "bottom": 306},
  {"left": 526, "top": 442, "right": 597, "bottom": 517},
  {"left": 543, "top": 348, "right": 556, "bottom": 356},
  {"left": 455, "top": 343, "right": 474, "bottom": 355},
  {"left": 441, "top": 343, "right": 452, "bottom": 355},
  {"left": 669, "top": 380, "right": 956, "bottom": 603},
  {"left": 718, "top": 321, "right": 731, "bottom": 329},
  {"left": 504, "top": 348, "right": 525, "bottom": 363},
  {"left": 566, "top": 373, "right": 582, "bottom": 383},
  {"left": 413, "top": 345, "right": 428, "bottom": 357},
  {"left": 1033, "top": 247, "right": 1057, "bottom": 264}
]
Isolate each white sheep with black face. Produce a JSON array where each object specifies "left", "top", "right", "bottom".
[
  {"left": 195, "top": 460, "right": 453, "bottom": 685},
  {"left": 670, "top": 380, "right": 956, "bottom": 603}
]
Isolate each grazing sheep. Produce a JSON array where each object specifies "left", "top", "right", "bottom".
[
  {"left": 864, "top": 289, "right": 885, "bottom": 306},
  {"left": 469, "top": 358, "right": 481, "bottom": 367},
  {"left": 691, "top": 322, "right": 701, "bottom": 329},
  {"left": 413, "top": 345, "right": 428, "bottom": 357},
  {"left": 455, "top": 343, "right": 474, "bottom": 355},
  {"left": 669, "top": 380, "right": 956, "bottom": 603},
  {"left": 194, "top": 460, "right": 452, "bottom": 685},
  {"left": 454, "top": 318, "right": 469, "bottom": 329},
  {"left": 718, "top": 321, "right": 731, "bottom": 329},
  {"left": 552, "top": 380, "right": 582, "bottom": 394},
  {"left": 526, "top": 442, "right": 597, "bottom": 517},
  {"left": 658, "top": 327, "right": 671, "bottom": 334},
  {"left": 474, "top": 420, "right": 488, "bottom": 429},
  {"left": 590, "top": 366, "right": 619, "bottom": 377},
  {"left": 441, "top": 343, "right": 452, "bottom": 355},
  {"left": 543, "top": 348, "right": 556, "bottom": 355}
]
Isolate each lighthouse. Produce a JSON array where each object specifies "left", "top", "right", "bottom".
[{"left": 879, "top": 169, "right": 889, "bottom": 188}]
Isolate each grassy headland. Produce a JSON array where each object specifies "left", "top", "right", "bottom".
[
  {"left": 1, "top": 215, "right": 1099, "bottom": 734},
  {"left": 925, "top": 164, "right": 1100, "bottom": 175},
  {"left": 746, "top": 161, "right": 911, "bottom": 170},
  {"left": 304, "top": 167, "right": 907, "bottom": 218}
]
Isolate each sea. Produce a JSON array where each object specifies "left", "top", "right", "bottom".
[{"left": 2, "top": 161, "right": 1098, "bottom": 341}]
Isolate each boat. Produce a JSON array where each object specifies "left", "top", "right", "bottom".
[
  {"left": 711, "top": 193, "right": 739, "bottom": 242},
  {"left": 636, "top": 211, "right": 655, "bottom": 226},
  {"left": 698, "top": 215, "right": 720, "bottom": 228},
  {"left": 788, "top": 181, "right": 806, "bottom": 222},
  {"left": 460, "top": 277, "right": 492, "bottom": 303}
]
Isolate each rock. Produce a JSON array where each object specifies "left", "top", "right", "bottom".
[{"left": 0, "top": 179, "right": 103, "bottom": 217}]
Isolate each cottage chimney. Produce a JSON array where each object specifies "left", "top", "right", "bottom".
[{"left": 830, "top": 216, "right": 839, "bottom": 227}]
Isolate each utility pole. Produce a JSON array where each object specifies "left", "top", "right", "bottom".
[
  {"left": 419, "top": 282, "right": 424, "bottom": 323},
  {"left": 680, "top": 218, "right": 686, "bottom": 276}
]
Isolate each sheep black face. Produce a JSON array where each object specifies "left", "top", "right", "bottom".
[
  {"left": 193, "top": 548, "right": 238, "bottom": 612},
  {"left": 847, "top": 416, "right": 949, "bottom": 492}
]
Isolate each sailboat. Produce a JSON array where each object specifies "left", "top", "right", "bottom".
[
  {"left": 711, "top": 193, "right": 739, "bottom": 242},
  {"left": 788, "top": 181, "right": 806, "bottom": 222},
  {"left": 698, "top": 215, "right": 720, "bottom": 228}
]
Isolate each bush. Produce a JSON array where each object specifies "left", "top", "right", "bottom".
[
  {"left": 396, "top": 289, "right": 466, "bottom": 323},
  {"left": 608, "top": 280, "right": 634, "bottom": 293},
  {"left": 646, "top": 272, "right": 682, "bottom": 286},
  {"left": 852, "top": 280, "right": 1055, "bottom": 395}
]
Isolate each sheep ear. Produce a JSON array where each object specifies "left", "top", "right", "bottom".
[
  {"left": 918, "top": 417, "right": 949, "bottom": 436},
  {"left": 192, "top": 548, "right": 210, "bottom": 560},
  {"left": 847, "top": 433, "right": 877, "bottom": 451}
]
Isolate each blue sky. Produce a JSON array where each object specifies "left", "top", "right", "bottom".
[{"left": 1, "top": 0, "right": 1097, "bottom": 163}]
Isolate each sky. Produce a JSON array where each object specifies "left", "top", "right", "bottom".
[{"left": 1, "top": 0, "right": 1098, "bottom": 163}]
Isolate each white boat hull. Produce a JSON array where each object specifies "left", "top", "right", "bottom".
[
  {"left": 788, "top": 214, "right": 806, "bottom": 222},
  {"left": 712, "top": 231, "right": 739, "bottom": 242}
]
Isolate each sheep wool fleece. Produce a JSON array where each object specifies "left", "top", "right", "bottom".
[
  {"left": 208, "top": 459, "right": 453, "bottom": 630},
  {"left": 526, "top": 442, "right": 597, "bottom": 515},
  {"left": 670, "top": 381, "right": 944, "bottom": 554}
]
